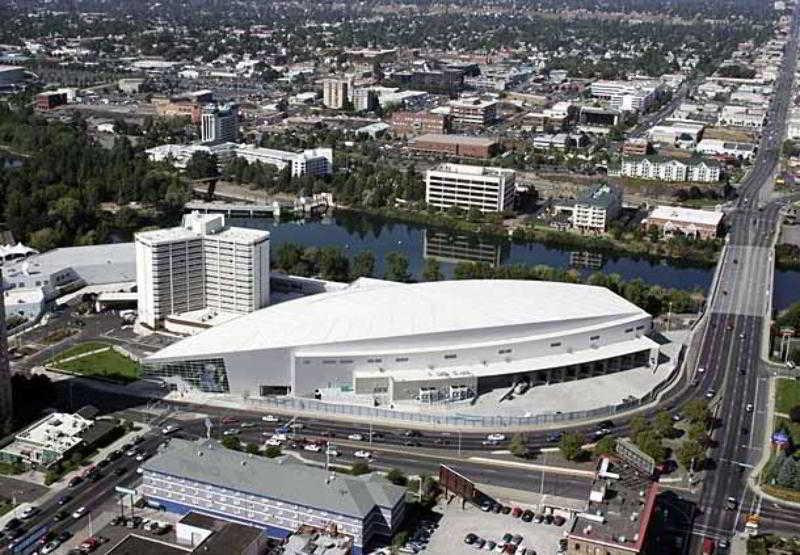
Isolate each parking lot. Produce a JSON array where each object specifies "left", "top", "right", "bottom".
[{"left": 423, "top": 499, "right": 570, "bottom": 555}]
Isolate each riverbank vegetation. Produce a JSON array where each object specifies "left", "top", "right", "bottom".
[
  {"left": 0, "top": 105, "right": 188, "bottom": 250},
  {"left": 274, "top": 241, "right": 702, "bottom": 316}
]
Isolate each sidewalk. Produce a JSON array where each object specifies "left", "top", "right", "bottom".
[
  {"left": 0, "top": 425, "right": 151, "bottom": 529},
  {"left": 748, "top": 377, "right": 800, "bottom": 510}
]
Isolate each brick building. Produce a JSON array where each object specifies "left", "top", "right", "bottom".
[
  {"left": 411, "top": 134, "right": 499, "bottom": 158},
  {"left": 35, "top": 91, "right": 67, "bottom": 112},
  {"left": 390, "top": 111, "right": 451, "bottom": 136}
]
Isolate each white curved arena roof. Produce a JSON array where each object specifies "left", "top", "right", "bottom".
[{"left": 147, "top": 279, "right": 648, "bottom": 362}]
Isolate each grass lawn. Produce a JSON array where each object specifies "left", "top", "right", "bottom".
[
  {"left": 51, "top": 343, "right": 140, "bottom": 384},
  {"left": 775, "top": 378, "right": 800, "bottom": 414},
  {"left": 50, "top": 341, "right": 114, "bottom": 362}
]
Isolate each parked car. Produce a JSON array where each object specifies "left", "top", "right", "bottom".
[
  {"left": 553, "top": 515, "right": 566, "bottom": 526},
  {"left": 487, "top": 541, "right": 497, "bottom": 550},
  {"left": 511, "top": 507, "right": 523, "bottom": 518},
  {"left": 304, "top": 443, "right": 322, "bottom": 452},
  {"left": 161, "top": 425, "right": 179, "bottom": 435},
  {"left": 261, "top": 415, "right": 279, "bottom": 422},
  {"left": 464, "top": 533, "right": 478, "bottom": 544},
  {"left": 40, "top": 540, "right": 61, "bottom": 554},
  {"left": 481, "top": 501, "right": 493, "bottom": 512},
  {"left": 521, "top": 510, "right": 533, "bottom": 522},
  {"left": 20, "top": 506, "right": 38, "bottom": 519},
  {"left": 68, "top": 476, "right": 83, "bottom": 487},
  {"left": 502, "top": 533, "right": 513, "bottom": 544},
  {"left": 474, "top": 538, "right": 486, "bottom": 549},
  {"left": 546, "top": 432, "right": 562, "bottom": 443},
  {"left": 492, "top": 503, "right": 502, "bottom": 513},
  {"left": 58, "top": 495, "right": 73, "bottom": 505},
  {"left": 501, "top": 505, "right": 512, "bottom": 515},
  {"left": 486, "top": 433, "right": 506, "bottom": 442},
  {"left": 221, "top": 416, "right": 239, "bottom": 424},
  {"left": 265, "top": 437, "right": 282, "bottom": 446},
  {"left": 533, "top": 514, "right": 543, "bottom": 523},
  {"left": 354, "top": 450, "right": 372, "bottom": 459},
  {"left": 79, "top": 537, "right": 101, "bottom": 553},
  {"left": 222, "top": 428, "right": 240, "bottom": 436}
]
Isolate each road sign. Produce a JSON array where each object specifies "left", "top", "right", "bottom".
[
  {"left": 439, "top": 465, "right": 477, "bottom": 500},
  {"left": 616, "top": 438, "right": 656, "bottom": 476},
  {"left": 115, "top": 486, "right": 137, "bottom": 496}
]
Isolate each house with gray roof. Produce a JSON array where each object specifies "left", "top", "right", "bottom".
[{"left": 139, "top": 439, "right": 406, "bottom": 555}]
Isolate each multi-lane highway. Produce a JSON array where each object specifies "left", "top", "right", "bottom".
[{"left": 686, "top": 1, "right": 800, "bottom": 550}]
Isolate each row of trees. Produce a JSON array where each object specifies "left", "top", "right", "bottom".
[{"left": 273, "top": 242, "right": 700, "bottom": 316}]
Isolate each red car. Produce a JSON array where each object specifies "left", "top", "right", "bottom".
[
  {"left": 511, "top": 507, "right": 523, "bottom": 518},
  {"left": 702, "top": 538, "right": 715, "bottom": 555},
  {"left": 221, "top": 416, "right": 239, "bottom": 424}
]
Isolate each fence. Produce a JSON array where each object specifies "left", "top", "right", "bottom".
[{"left": 244, "top": 352, "right": 685, "bottom": 430}]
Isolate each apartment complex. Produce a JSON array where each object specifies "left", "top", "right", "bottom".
[
  {"left": 141, "top": 439, "right": 407, "bottom": 555},
  {"left": 0, "top": 269, "right": 11, "bottom": 434},
  {"left": 619, "top": 156, "right": 721, "bottom": 183},
  {"left": 641, "top": 206, "right": 724, "bottom": 240},
  {"left": 426, "top": 163, "right": 515, "bottom": 213},
  {"left": 390, "top": 111, "right": 451, "bottom": 136},
  {"left": 412, "top": 134, "right": 499, "bottom": 158},
  {"left": 135, "top": 212, "right": 270, "bottom": 329},
  {"left": 201, "top": 104, "right": 238, "bottom": 144},
  {"left": 572, "top": 184, "right": 623, "bottom": 233},
  {"left": 449, "top": 98, "right": 497, "bottom": 125},
  {"left": 323, "top": 78, "right": 350, "bottom": 109}
]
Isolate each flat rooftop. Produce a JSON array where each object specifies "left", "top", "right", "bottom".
[
  {"left": 106, "top": 535, "right": 189, "bottom": 555},
  {"left": 429, "top": 163, "right": 514, "bottom": 178},
  {"left": 2, "top": 243, "right": 135, "bottom": 284},
  {"left": 569, "top": 457, "right": 658, "bottom": 553},
  {"left": 646, "top": 205, "right": 724, "bottom": 226},
  {"left": 414, "top": 133, "right": 498, "bottom": 146}
]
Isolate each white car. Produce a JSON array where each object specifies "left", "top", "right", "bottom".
[
  {"left": 161, "top": 425, "right": 179, "bottom": 435},
  {"left": 326, "top": 447, "right": 339, "bottom": 457},
  {"left": 135, "top": 453, "right": 146, "bottom": 462},
  {"left": 347, "top": 433, "right": 364, "bottom": 441},
  {"left": 354, "top": 450, "right": 372, "bottom": 459},
  {"left": 72, "top": 506, "right": 87, "bottom": 519},
  {"left": 223, "top": 428, "right": 240, "bottom": 436},
  {"left": 697, "top": 367, "right": 706, "bottom": 374},
  {"left": 271, "top": 433, "right": 287, "bottom": 441},
  {"left": 40, "top": 541, "right": 61, "bottom": 554},
  {"left": 265, "top": 437, "right": 282, "bottom": 447},
  {"left": 486, "top": 433, "right": 506, "bottom": 442},
  {"left": 304, "top": 443, "right": 322, "bottom": 452},
  {"left": 261, "top": 415, "right": 279, "bottom": 422},
  {"left": 20, "top": 506, "right": 38, "bottom": 519},
  {"left": 746, "top": 403, "right": 754, "bottom": 412}
]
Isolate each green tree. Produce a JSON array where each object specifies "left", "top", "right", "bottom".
[
  {"left": 634, "top": 431, "right": 666, "bottom": 462},
  {"left": 559, "top": 432, "right": 585, "bottom": 461},
  {"left": 264, "top": 446, "right": 282, "bottom": 458},
  {"left": 676, "top": 440, "right": 705, "bottom": 470},
  {"left": 221, "top": 435, "right": 241, "bottom": 450},
  {"left": 593, "top": 436, "right": 617, "bottom": 457},
  {"left": 386, "top": 468, "right": 408, "bottom": 486},
  {"left": 351, "top": 250, "right": 375, "bottom": 279},
  {"left": 28, "top": 227, "right": 63, "bottom": 252},
  {"left": 245, "top": 443, "right": 260, "bottom": 455},
  {"left": 509, "top": 434, "right": 529, "bottom": 458},
  {"left": 422, "top": 258, "right": 442, "bottom": 281},
  {"left": 317, "top": 246, "right": 350, "bottom": 281},
  {"left": 350, "top": 461, "right": 371, "bottom": 475},
  {"left": 384, "top": 251, "right": 411, "bottom": 282},
  {"left": 654, "top": 410, "right": 676, "bottom": 438},
  {"left": 185, "top": 151, "right": 220, "bottom": 180},
  {"left": 629, "top": 415, "right": 652, "bottom": 436},
  {"left": 684, "top": 399, "right": 711, "bottom": 424}
]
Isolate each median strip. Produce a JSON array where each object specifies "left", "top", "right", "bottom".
[{"left": 467, "top": 456, "right": 596, "bottom": 477}]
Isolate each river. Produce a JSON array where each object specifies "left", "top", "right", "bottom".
[{"left": 232, "top": 211, "right": 800, "bottom": 310}]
